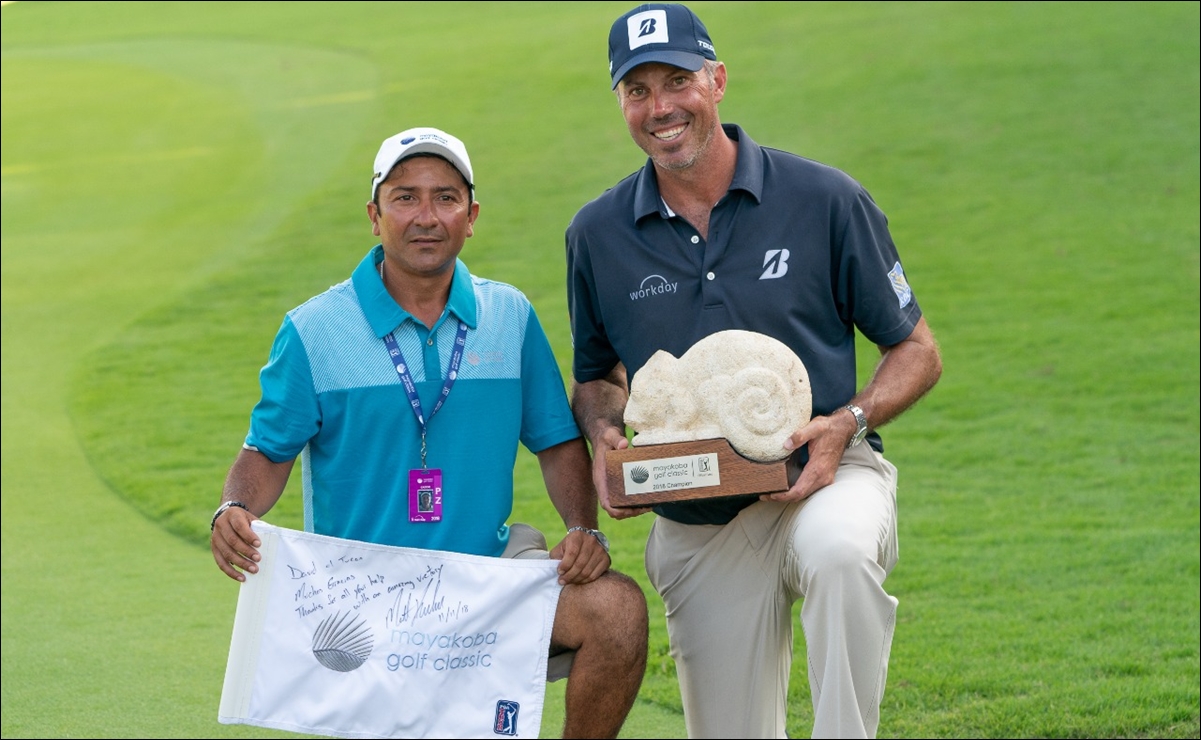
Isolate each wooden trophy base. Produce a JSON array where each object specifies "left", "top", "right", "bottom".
[{"left": 606, "top": 438, "right": 800, "bottom": 508}]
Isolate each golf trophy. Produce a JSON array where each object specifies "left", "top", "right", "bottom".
[{"left": 606, "top": 330, "right": 811, "bottom": 508}]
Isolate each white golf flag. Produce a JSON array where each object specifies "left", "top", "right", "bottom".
[{"left": 219, "top": 521, "right": 562, "bottom": 739}]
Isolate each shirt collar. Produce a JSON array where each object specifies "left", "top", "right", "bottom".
[
  {"left": 632, "top": 123, "right": 765, "bottom": 222},
  {"left": 352, "top": 245, "right": 479, "bottom": 338}
]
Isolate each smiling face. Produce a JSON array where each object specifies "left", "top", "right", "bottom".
[
  {"left": 616, "top": 61, "right": 726, "bottom": 172},
  {"left": 366, "top": 155, "right": 479, "bottom": 283}
]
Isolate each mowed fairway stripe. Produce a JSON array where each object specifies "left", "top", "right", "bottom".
[
  {"left": 1, "top": 36, "right": 378, "bottom": 737},
  {"left": 3, "top": 147, "right": 214, "bottom": 175}
]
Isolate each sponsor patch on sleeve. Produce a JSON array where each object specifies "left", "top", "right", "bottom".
[{"left": 888, "top": 261, "right": 912, "bottom": 308}]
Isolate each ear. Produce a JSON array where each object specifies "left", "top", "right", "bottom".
[
  {"left": 464, "top": 200, "right": 480, "bottom": 239},
  {"left": 712, "top": 62, "right": 728, "bottom": 104},
  {"left": 366, "top": 200, "right": 381, "bottom": 237}
]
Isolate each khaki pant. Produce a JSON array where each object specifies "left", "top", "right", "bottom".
[{"left": 646, "top": 443, "right": 900, "bottom": 739}]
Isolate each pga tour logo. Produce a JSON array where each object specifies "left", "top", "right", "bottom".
[{"left": 493, "top": 700, "right": 520, "bottom": 736}]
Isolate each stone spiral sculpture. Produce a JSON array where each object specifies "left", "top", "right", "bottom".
[{"left": 624, "top": 330, "right": 812, "bottom": 462}]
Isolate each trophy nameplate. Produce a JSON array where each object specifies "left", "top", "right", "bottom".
[{"left": 607, "top": 438, "right": 801, "bottom": 508}]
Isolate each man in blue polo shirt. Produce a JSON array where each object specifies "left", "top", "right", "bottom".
[
  {"left": 211, "top": 126, "right": 648, "bottom": 738},
  {"left": 568, "top": 5, "right": 943, "bottom": 739}
]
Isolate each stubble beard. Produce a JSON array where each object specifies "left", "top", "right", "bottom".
[{"left": 649, "top": 118, "right": 717, "bottom": 173}]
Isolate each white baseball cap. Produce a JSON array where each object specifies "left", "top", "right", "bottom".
[{"left": 370, "top": 127, "right": 474, "bottom": 201}]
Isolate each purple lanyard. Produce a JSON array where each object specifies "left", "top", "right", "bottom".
[{"left": 383, "top": 320, "right": 468, "bottom": 468}]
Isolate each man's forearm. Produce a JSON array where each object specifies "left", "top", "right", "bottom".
[
  {"left": 855, "top": 317, "right": 943, "bottom": 431},
  {"left": 570, "top": 364, "right": 630, "bottom": 446},
  {"left": 537, "top": 438, "right": 599, "bottom": 530},
  {"left": 221, "top": 447, "right": 294, "bottom": 517}
]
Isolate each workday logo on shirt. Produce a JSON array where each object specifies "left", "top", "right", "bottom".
[{"left": 630, "top": 274, "right": 678, "bottom": 301}]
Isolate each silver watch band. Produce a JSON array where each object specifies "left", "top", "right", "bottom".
[
  {"left": 566, "top": 526, "right": 609, "bottom": 554},
  {"left": 843, "top": 404, "right": 868, "bottom": 448}
]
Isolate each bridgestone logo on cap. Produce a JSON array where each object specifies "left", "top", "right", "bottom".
[{"left": 627, "top": 10, "right": 669, "bottom": 49}]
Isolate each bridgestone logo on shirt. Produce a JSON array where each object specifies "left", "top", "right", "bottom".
[{"left": 630, "top": 275, "right": 678, "bottom": 301}]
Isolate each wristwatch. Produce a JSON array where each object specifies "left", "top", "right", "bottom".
[
  {"left": 842, "top": 404, "right": 868, "bottom": 449},
  {"left": 567, "top": 526, "right": 610, "bottom": 554}
]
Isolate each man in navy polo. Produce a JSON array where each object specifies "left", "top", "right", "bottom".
[{"left": 567, "top": 4, "right": 943, "bottom": 738}]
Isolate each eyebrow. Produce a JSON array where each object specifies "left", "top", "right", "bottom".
[{"left": 386, "top": 183, "right": 465, "bottom": 196}]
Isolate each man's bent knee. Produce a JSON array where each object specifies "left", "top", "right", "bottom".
[{"left": 553, "top": 570, "right": 648, "bottom": 653}]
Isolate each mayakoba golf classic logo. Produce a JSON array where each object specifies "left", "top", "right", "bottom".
[{"left": 309, "top": 612, "right": 524, "bottom": 735}]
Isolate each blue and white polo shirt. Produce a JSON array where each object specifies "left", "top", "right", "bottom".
[{"left": 246, "top": 246, "right": 581, "bottom": 556}]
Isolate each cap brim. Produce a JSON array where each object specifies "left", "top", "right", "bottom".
[{"left": 611, "top": 50, "right": 707, "bottom": 89}]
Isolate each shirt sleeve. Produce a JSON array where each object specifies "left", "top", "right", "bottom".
[
  {"left": 519, "top": 305, "right": 583, "bottom": 453},
  {"left": 245, "top": 315, "right": 321, "bottom": 462},
  {"left": 565, "top": 223, "right": 621, "bottom": 383},
  {"left": 835, "top": 187, "right": 923, "bottom": 347}
]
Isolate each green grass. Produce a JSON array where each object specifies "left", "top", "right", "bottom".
[{"left": 3, "top": 1, "right": 1198, "bottom": 738}]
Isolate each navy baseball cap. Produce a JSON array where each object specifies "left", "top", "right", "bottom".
[{"left": 608, "top": 3, "right": 717, "bottom": 89}]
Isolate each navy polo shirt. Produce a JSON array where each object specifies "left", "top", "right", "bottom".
[{"left": 566, "top": 124, "right": 922, "bottom": 524}]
